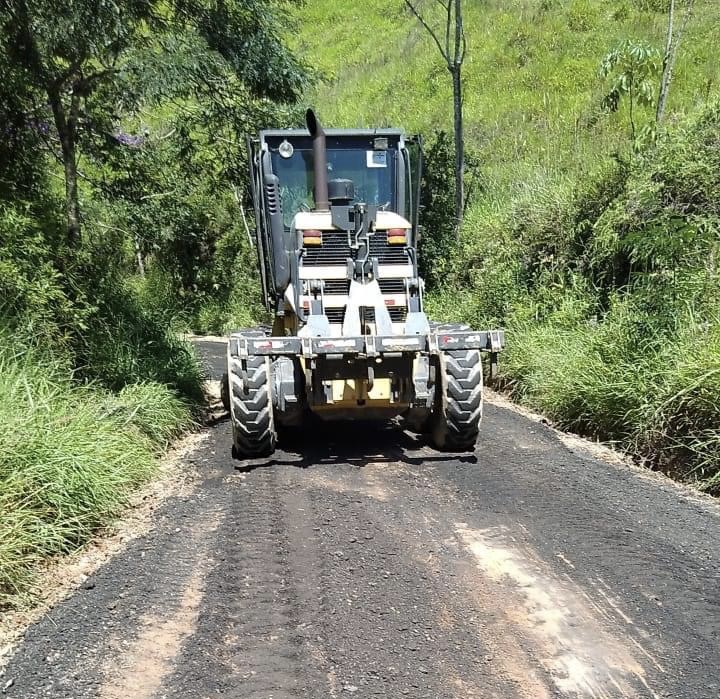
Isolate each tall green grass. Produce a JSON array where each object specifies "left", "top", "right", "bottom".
[
  {"left": 501, "top": 315, "right": 720, "bottom": 494},
  {"left": 0, "top": 337, "right": 194, "bottom": 606}
]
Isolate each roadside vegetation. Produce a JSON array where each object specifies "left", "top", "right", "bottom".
[
  {"left": 291, "top": 0, "right": 720, "bottom": 492},
  {"left": 0, "top": 335, "right": 194, "bottom": 605},
  {"left": 0, "top": 0, "right": 303, "bottom": 604}
]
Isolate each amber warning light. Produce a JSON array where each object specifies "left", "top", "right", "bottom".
[
  {"left": 302, "top": 229, "right": 323, "bottom": 246},
  {"left": 387, "top": 228, "right": 407, "bottom": 244}
]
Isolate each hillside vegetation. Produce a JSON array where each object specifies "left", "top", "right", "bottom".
[
  {"left": 291, "top": 0, "right": 720, "bottom": 491},
  {"left": 291, "top": 0, "right": 718, "bottom": 197}
]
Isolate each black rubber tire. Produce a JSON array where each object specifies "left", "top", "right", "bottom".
[
  {"left": 220, "top": 371, "right": 230, "bottom": 413},
  {"left": 228, "top": 331, "right": 277, "bottom": 458},
  {"left": 403, "top": 323, "right": 474, "bottom": 437},
  {"left": 431, "top": 348, "right": 484, "bottom": 452}
]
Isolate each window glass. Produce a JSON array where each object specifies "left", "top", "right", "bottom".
[{"left": 271, "top": 148, "right": 397, "bottom": 228}]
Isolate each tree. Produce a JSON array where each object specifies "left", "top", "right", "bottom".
[
  {"left": 404, "top": 0, "right": 466, "bottom": 235},
  {"left": 656, "top": 0, "right": 696, "bottom": 123},
  {"left": 600, "top": 41, "right": 661, "bottom": 143},
  {"left": 0, "top": 0, "right": 305, "bottom": 247},
  {"left": 0, "top": 46, "right": 43, "bottom": 200},
  {"left": 417, "top": 131, "right": 455, "bottom": 288}
]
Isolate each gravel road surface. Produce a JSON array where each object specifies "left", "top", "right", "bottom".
[{"left": 3, "top": 339, "right": 719, "bottom": 699}]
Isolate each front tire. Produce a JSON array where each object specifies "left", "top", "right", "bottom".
[
  {"left": 228, "top": 350, "right": 277, "bottom": 459},
  {"left": 431, "top": 349, "right": 484, "bottom": 452}
]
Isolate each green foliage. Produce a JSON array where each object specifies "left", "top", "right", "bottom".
[
  {"left": 0, "top": 203, "right": 73, "bottom": 342},
  {"left": 0, "top": 0, "right": 304, "bottom": 609},
  {"left": 600, "top": 41, "right": 661, "bottom": 109},
  {"left": 74, "top": 285, "right": 206, "bottom": 403},
  {"left": 592, "top": 101, "right": 720, "bottom": 285},
  {"left": 291, "top": 0, "right": 717, "bottom": 200},
  {"left": 0, "top": 334, "right": 193, "bottom": 605},
  {"left": 600, "top": 40, "right": 661, "bottom": 140},
  {"left": 418, "top": 132, "right": 456, "bottom": 289},
  {"left": 632, "top": 0, "right": 670, "bottom": 11},
  {"left": 478, "top": 100, "right": 720, "bottom": 490},
  {"left": 501, "top": 305, "right": 720, "bottom": 495},
  {"left": 1, "top": 0, "right": 306, "bottom": 330},
  {"left": 567, "top": 0, "right": 600, "bottom": 32}
]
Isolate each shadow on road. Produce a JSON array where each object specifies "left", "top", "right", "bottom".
[{"left": 232, "top": 418, "right": 476, "bottom": 473}]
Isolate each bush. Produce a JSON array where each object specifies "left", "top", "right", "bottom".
[
  {"left": 631, "top": 323, "right": 720, "bottom": 493},
  {"left": 500, "top": 310, "right": 720, "bottom": 492},
  {"left": 567, "top": 0, "right": 599, "bottom": 31},
  {"left": 0, "top": 335, "right": 194, "bottom": 605},
  {"left": 448, "top": 101, "right": 720, "bottom": 492},
  {"left": 0, "top": 202, "right": 76, "bottom": 345},
  {"left": 74, "top": 284, "right": 206, "bottom": 404},
  {"left": 418, "top": 131, "right": 457, "bottom": 290}
]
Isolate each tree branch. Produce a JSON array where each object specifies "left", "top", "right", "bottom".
[
  {"left": 404, "top": 0, "right": 450, "bottom": 64},
  {"left": 657, "top": 0, "right": 695, "bottom": 122},
  {"left": 442, "top": 0, "right": 451, "bottom": 64},
  {"left": 76, "top": 67, "right": 118, "bottom": 95}
]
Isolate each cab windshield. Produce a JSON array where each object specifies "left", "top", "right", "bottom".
[{"left": 271, "top": 148, "right": 397, "bottom": 228}]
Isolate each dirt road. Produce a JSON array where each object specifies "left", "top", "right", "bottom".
[{"left": 3, "top": 339, "right": 719, "bottom": 698}]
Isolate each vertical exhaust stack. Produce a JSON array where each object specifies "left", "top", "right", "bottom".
[{"left": 306, "top": 109, "right": 329, "bottom": 211}]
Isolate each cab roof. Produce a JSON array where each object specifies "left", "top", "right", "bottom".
[{"left": 259, "top": 128, "right": 405, "bottom": 140}]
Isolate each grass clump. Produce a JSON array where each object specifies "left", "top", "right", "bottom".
[
  {"left": 501, "top": 312, "right": 720, "bottom": 494},
  {"left": 0, "top": 336, "right": 194, "bottom": 606}
]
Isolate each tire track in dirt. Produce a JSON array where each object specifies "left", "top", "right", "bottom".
[
  {"left": 156, "top": 465, "right": 325, "bottom": 698},
  {"left": 306, "top": 457, "right": 665, "bottom": 699},
  {"left": 299, "top": 461, "right": 553, "bottom": 699},
  {"left": 98, "top": 509, "right": 221, "bottom": 699}
]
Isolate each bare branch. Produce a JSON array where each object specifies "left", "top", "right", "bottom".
[
  {"left": 77, "top": 67, "right": 118, "bottom": 94},
  {"left": 678, "top": 0, "right": 696, "bottom": 36},
  {"left": 459, "top": 25, "right": 467, "bottom": 64},
  {"left": 657, "top": 0, "right": 695, "bottom": 122},
  {"left": 443, "top": 0, "right": 451, "bottom": 64},
  {"left": 404, "top": 0, "right": 450, "bottom": 64}
]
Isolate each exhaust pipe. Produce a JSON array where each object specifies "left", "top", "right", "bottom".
[{"left": 306, "top": 109, "right": 329, "bottom": 211}]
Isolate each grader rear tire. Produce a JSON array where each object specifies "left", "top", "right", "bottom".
[
  {"left": 431, "top": 348, "right": 484, "bottom": 452},
  {"left": 220, "top": 372, "right": 230, "bottom": 413}
]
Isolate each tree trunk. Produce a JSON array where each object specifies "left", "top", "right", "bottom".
[
  {"left": 657, "top": 0, "right": 695, "bottom": 124},
  {"left": 452, "top": 0, "right": 464, "bottom": 235},
  {"left": 656, "top": 0, "right": 675, "bottom": 123},
  {"left": 404, "top": 0, "right": 466, "bottom": 233},
  {"left": 48, "top": 86, "right": 81, "bottom": 246},
  {"left": 60, "top": 133, "right": 81, "bottom": 246},
  {"left": 452, "top": 65, "right": 464, "bottom": 234}
]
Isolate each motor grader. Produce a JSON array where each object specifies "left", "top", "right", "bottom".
[{"left": 223, "top": 110, "right": 504, "bottom": 458}]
